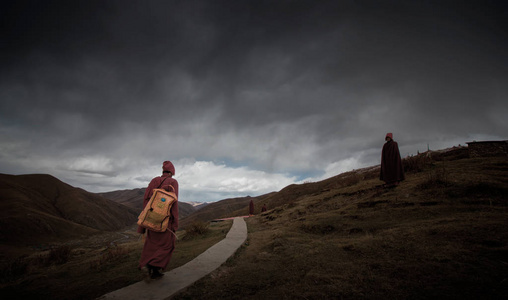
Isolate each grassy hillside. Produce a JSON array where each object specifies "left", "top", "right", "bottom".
[
  {"left": 98, "top": 188, "right": 146, "bottom": 211},
  {"left": 98, "top": 188, "right": 197, "bottom": 218},
  {"left": 1, "top": 147, "right": 506, "bottom": 299},
  {"left": 0, "top": 221, "right": 233, "bottom": 300},
  {"left": 179, "top": 193, "right": 276, "bottom": 229},
  {"left": 174, "top": 150, "right": 508, "bottom": 299},
  {"left": 0, "top": 174, "right": 138, "bottom": 247}
]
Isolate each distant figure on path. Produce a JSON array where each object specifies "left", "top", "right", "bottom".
[
  {"left": 249, "top": 199, "right": 254, "bottom": 216},
  {"left": 261, "top": 203, "right": 267, "bottom": 212},
  {"left": 380, "top": 133, "right": 405, "bottom": 188},
  {"left": 138, "top": 161, "right": 179, "bottom": 280}
]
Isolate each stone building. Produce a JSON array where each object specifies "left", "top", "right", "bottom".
[{"left": 466, "top": 140, "right": 508, "bottom": 158}]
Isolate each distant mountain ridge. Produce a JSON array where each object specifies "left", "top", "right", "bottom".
[
  {"left": 178, "top": 193, "right": 275, "bottom": 229},
  {"left": 98, "top": 188, "right": 198, "bottom": 218},
  {"left": 98, "top": 188, "right": 146, "bottom": 211},
  {"left": 186, "top": 201, "right": 210, "bottom": 209},
  {"left": 0, "top": 174, "right": 138, "bottom": 246}
]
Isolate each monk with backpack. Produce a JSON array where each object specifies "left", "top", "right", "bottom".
[{"left": 137, "top": 161, "right": 179, "bottom": 280}]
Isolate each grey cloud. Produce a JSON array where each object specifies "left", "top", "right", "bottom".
[{"left": 1, "top": 1, "right": 507, "bottom": 195}]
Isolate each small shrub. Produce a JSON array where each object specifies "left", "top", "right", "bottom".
[
  {"left": 89, "top": 245, "right": 129, "bottom": 271},
  {"left": 343, "top": 174, "right": 361, "bottom": 187},
  {"left": 417, "top": 163, "right": 449, "bottom": 189},
  {"left": 429, "top": 162, "right": 448, "bottom": 182},
  {"left": 102, "top": 245, "right": 129, "bottom": 260},
  {"left": 447, "top": 182, "right": 508, "bottom": 205},
  {"left": 48, "top": 245, "right": 72, "bottom": 265},
  {"left": 433, "top": 147, "right": 469, "bottom": 161},
  {"left": 404, "top": 153, "right": 433, "bottom": 173},
  {"left": 300, "top": 223, "right": 337, "bottom": 235},
  {"left": 0, "top": 256, "right": 29, "bottom": 283},
  {"left": 184, "top": 221, "right": 209, "bottom": 238}
]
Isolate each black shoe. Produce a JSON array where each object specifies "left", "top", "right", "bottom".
[{"left": 150, "top": 268, "right": 164, "bottom": 280}]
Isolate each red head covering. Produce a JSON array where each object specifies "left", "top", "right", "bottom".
[
  {"left": 163, "top": 161, "right": 175, "bottom": 175},
  {"left": 386, "top": 133, "right": 393, "bottom": 140}
]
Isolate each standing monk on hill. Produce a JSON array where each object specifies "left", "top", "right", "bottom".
[
  {"left": 380, "top": 133, "right": 405, "bottom": 188},
  {"left": 249, "top": 199, "right": 254, "bottom": 216},
  {"left": 138, "top": 160, "right": 179, "bottom": 280}
]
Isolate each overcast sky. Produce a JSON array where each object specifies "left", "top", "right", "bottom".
[{"left": 1, "top": 0, "right": 507, "bottom": 202}]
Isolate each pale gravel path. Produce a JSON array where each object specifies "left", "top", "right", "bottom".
[{"left": 97, "top": 217, "right": 248, "bottom": 300}]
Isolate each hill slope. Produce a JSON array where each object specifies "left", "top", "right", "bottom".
[
  {"left": 0, "top": 174, "right": 138, "bottom": 246},
  {"left": 174, "top": 149, "right": 508, "bottom": 299},
  {"left": 179, "top": 193, "right": 276, "bottom": 229},
  {"left": 98, "top": 188, "right": 146, "bottom": 211},
  {"left": 98, "top": 188, "right": 197, "bottom": 218}
]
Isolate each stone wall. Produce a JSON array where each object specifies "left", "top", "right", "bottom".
[{"left": 466, "top": 140, "right": 508, "bottom": 158}]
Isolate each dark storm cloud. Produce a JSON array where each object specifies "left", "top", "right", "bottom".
[{"left": 1, "top": 0, "right": 507, "bottom": 198}]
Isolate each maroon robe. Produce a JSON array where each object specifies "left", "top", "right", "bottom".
[
  {"left": 138, "top": 173, "right": 179, "bottom": 270},
  {"left": 380, "top": 140, "right": 405, "bottom": 184},
  {"left": 249, "top": 199, "right": 254, "bottom": 215}
]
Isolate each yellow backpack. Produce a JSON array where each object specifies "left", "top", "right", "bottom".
[{"left": 137, "top": 180, "right": 177, "bottom": 232}]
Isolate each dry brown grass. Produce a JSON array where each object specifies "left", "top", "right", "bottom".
[
  {"left": 0, "top": 220, "right": 233, "bottom": 300},
  {"left": 183, "top": 220, "right": 210, "bottom": 238},
  {"left": 174, "top": 156, "right": 508, "bottom": 299},
  {"left": 0, "top": 174, "right": 138, "bottom": 246},
  {"left": 2, "top": 149, "right": 506, "bottom": 299}
]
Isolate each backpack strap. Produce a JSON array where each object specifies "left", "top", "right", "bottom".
[
  {"left": 158, "top": 177, "right": 175, "bottom": 193},
  {"left": 162, "top": 184, "right": 175, "bottom": 192},
  {"left": 157, "top": 176, "right": 169, "bottom": 188}
]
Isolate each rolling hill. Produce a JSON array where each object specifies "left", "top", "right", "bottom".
[
  {"left": 178, "top": 193, "right": 276, "bottom": 229},
  {"left": 98, "top": 188, "right": 197, "bottom": 218},
  {"left": 174, "top": 147, "right": 508, "bottom": 299},
  {"left": 98, "top": 188, "right": 146, "bottom": 211},
  {"left": 180, "top": 146, "right": 474, "bottom": 224},
  {"left": 0, "top": 174, "right": 138, "bottom": 246},
  {"left": 1, "top": 146, "right": 507, "bottom": 299}
]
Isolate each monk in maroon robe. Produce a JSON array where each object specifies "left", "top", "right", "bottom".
[
  {"left": 249, "top": 199, "right": 254, "bottom": 216},
  {"left": 138, "top": 160, "right": 179, "bottom": 279},
  {"left": 380, "top": 133, "right": 405, "bottom": 187}
]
